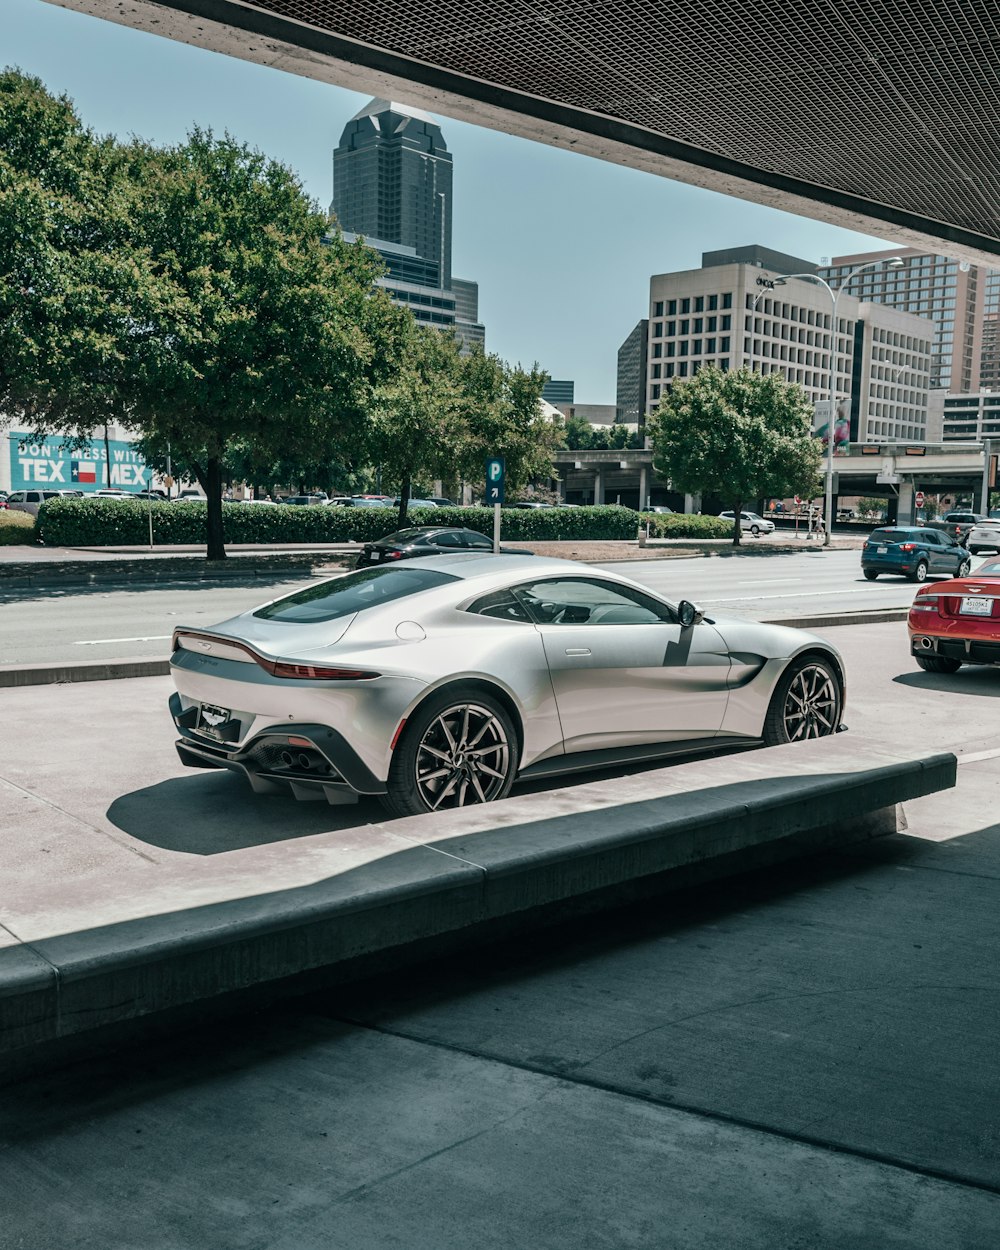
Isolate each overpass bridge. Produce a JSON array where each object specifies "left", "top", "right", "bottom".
[{"left": 553, "top": 442, "right": 994, "bottom": 523}]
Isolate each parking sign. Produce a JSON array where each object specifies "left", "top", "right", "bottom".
[{"left": 485, "top": 456, "right": 505, "bottom": 505}]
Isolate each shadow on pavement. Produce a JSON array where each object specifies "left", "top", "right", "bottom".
[
  {"left": 106, "top": 770, "right": 384, "bottom": 851},
  {"left": 0, "top": 571, "right": 316, "bottom": 603},
  {"left": 893, "top": 668, "right": 1000, "bottom": 696}
]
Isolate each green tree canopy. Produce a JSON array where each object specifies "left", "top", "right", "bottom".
[{"left": 649, "top": 366, "right": 821, "bottom": 544}]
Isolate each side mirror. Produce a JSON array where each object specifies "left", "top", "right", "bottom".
[{"left": 677, "top": 599, "right": 705, "bottom": 629}]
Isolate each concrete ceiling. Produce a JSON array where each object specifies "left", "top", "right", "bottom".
[{"left": 47, "top": 0, "right": 1000, "bottom": 264}]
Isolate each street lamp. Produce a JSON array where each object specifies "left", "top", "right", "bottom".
[{"left": 775, "top": 257, "right": 905, "bottom": 545}]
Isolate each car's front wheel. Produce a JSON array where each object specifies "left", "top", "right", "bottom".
[
  {"left": 750, "top": 524, "right": 760, "bottom": 537},
  {"left": 763, "top": 656, "right": 842, "bottom": 745},
  {"left": 910, "top": 560, "right": 929, "bottom": 583},
  {"left": 382, "top": 685, "right": 518, "bottom": 817},
  {"left": 915, "top": 654, "right": 962, "bottom": 674},
  {"left": 958, "top": 558, "right": 972, "bottom": 578}
]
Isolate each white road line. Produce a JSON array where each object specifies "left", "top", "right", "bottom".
[
  {"left": 74, "top": 635, "right": 171, "bottom": 645},
  {"left": 706, "top": 587, "right": 889, "bottom": 604},
  {"left": 957, "top": 747, "right": 1000, "bottom": 766}
]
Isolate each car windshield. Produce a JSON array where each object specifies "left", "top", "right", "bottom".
[
  {"left": 975, "top": 561, "right": 1000, "bottom": 576},
  {"left": 379, "top": 529, "right": 427, "bottom": 544},
  {"left": 870, "top": 528, "right": 913, "bottom": 542},
  {"left": 253, "top": 566, "right": 459, "bottom": 623}
]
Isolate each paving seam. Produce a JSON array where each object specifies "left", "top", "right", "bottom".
[
  {"left": 329, "top": 1013, "right": 1000, "bottom": 1199},
  {"left": 0, "top": 773, "right": 159, "bottom": 863}
]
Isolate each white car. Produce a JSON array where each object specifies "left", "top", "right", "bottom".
[
  {"left": 719, "top": 510, "right": 775, "bottom": 536},
  {"left": 966, "top": 519, "right": 1000, "bottom": 555}
]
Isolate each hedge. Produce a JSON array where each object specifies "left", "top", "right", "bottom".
[
  {"left": 0, "top": 509, "right": 37, "bottom": 545},
  {"left": 640, "top": 512, "right": 732, "bottom": 539},
  {"left": 36, "top": 499, "right": 646, "bottom": 546}
]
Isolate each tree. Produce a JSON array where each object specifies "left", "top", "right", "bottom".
[
  {"left": 369, "top": 322, "right": 465, "bottom": 528},
  {"left": 649, "top": 366, "right": 821, "bottom": 545},
  {"left": 0, "top": 70, "right": 154, "bottom": 440},
  {"left": 120, "top": 131, "right": 408, "bottom": 557}
]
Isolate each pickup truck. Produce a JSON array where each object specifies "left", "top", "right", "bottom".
[{"left": 921, "top": 511, "right": 982, "bottom": 540}]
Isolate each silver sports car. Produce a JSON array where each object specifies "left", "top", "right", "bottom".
[{"left": 169, "top": 553, "right": 846, "bottom": 816}]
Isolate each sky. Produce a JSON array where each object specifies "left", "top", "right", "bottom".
[{"left": 6, "top": 0, "right": 895, "bottom": 404}]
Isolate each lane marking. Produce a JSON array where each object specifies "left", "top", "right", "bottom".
[
  {"left": 706, "top": 587, "right": 887, "bottom": 604},
  {"left": 74, "top": 635, "right": 171, "bottom": 645},
  {"left": 957, "top": 747, "right": 1000, "bottom": 766}
]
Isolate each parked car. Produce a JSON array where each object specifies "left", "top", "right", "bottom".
[
  {"left": 94, "top": 489, "right": 135, "bottom": 500},
  {"left": 394, "top": 497, "right": 439, "bottom": 509},
  {"left": 909, "top": 558, "right": 1000, "bottom": 672},
  {"left": 6, "top": 489, "right": 61, "bottom": 516},
  {"left": 169, "top": 553, "right": 847, "bottom": 815},
  {"left": 347, "top": 497, "right": 395, "bottom": 508},
  {"left": 719, "top": 510, "right": 775, "bottom": 536},
  {"left": 646, "top": 505, "right": 674, "bottom": 514},
  {"left": 862, "top": 526, "right": 972, "bottom": 582},
  {"left": 427, "top": 497, "right": 456, "bottom": 507},
  {"left": 282, "top": 494, "right": 328, "bottom": 506},
  {"left": 508, "top": 501, "right": 553, "bottom": 509},
  {"left": 355, "top": 526, "right": 526, "bottom": 568},
  {"left": 965, "top": 519, "right": 1000, "bottom": 555}
]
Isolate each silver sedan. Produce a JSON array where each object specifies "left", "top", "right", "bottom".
[{"left": 169, "top": 554, "right": 846, "bottom": 816}]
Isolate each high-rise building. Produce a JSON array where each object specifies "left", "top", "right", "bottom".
[
  {"left": 646, "top": 252, "right": 934, "bottom": 444},
  {"left": 616, "top": 321, "right": 648, "bottom": 426},
  {"left": 542, "top": 380, "right": 575, "bottom": 407},
  {"left": 820, "top": 248, "right": 983, "bottom": 394},
  {"left": 981, "top": 270, "right": 1000, "bottom": 390},
  {"left": 331, "top": 99, "right": 484, "bottom": 351}
]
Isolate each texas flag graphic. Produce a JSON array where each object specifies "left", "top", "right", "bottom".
[{"left": 71, "top": 459, "right": 97, "bottom": 484}]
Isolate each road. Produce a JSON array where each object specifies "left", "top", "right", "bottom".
[
  {"left": 2, "top": 622, "right": 999, "bottom": 1248},
  {"left": 0, "top": 548, "right": 992, "bottom": 665}
]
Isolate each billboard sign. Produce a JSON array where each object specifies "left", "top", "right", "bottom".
[{"left": 7, "top": 432, "right": 148, "bottom": 493}]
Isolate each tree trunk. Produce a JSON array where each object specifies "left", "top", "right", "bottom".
[
  {"left": 205, "top": 456, "right": 226, "bottom": 560},
  {"left": 397, "top": 471, "right": 411, "bottom": 529},
  {"left": 103, "top": 424, "right": 112, "bottom": 489},
  {"left": 731, "top": 500, "right": 742, "bottom": 547}
]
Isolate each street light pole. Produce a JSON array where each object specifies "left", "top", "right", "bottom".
[{"left": 776, "top": 257, "right": 904, "bottom": 545}]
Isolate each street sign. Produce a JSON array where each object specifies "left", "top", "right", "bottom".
[
  {"left": 794, "top": 495, "right": 802, "bottom": 505},
  {"left": 485, "top": 456, "right": 505, "bottom": 505},
  {"left": 915, "top": 490, "right": 925, "bottom": 508}
]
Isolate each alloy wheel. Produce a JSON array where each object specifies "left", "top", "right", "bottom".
[
  {"left": 781, "top": 664, "right": 839, "bottom": 740},
  {"left": 414, "top": 702, "right": 512, "bottom": 810}
]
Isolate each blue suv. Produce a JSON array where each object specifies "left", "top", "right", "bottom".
[{"left": 862, "top": 526, "right": 972, "bottom": 582}]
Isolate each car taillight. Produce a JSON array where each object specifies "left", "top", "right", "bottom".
[
  {"left": 898, "top": 542, "right": 916, "bottom": 551},
  {"left": 270, "top": 662, "right": 381, "bottom": 680},
  {"left": 911, "top": 594, "right": 939, "bottom": 612},
  {"left": 385, "top": 551, "right": 404, "bottom": 560}
]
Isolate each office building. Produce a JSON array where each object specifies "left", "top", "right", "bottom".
[
  {"left": 616, "top": 321, "right": 648, "bottom": 427},
  {"left": 331, "top": 99, "right": 484, "bottom": 351},
  {"left": 542, "top": 380, "right": 575, "bottom": 407},
  {"left": 820, "top": 248, "right": 982, "bottom": 393},
  {"left": 646, "top": 252, "right": 934, "bottom": 444},
  {"left": 940, "top": 391, "right": 1000, "bottom": 441},
  {"left": 981, "top": 270, "right": 1000, "bottom": 390}
]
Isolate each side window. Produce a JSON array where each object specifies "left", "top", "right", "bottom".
[
  {"left": 512, "top": 578, "right": 674, "bottom": 625},
  {"left": 462, "top": 531, "right": 493, "bottom": 550},
  {"left": 8, "top": 493, "right": 23, "bottom": 502},
  {"left": 430, "top": 531, "right": 462, "bottom": 547},
  {"left": 467, "top": 589, "right": 532, "bottom": 623}
]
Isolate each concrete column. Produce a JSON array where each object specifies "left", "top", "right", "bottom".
[
  {"left": 897, "top": 481, "right": 915, "bottom": 525},
  {"left": 639, "top": 466, "right": 649, "bottom": 510},
  {"left": 684, "top": 492, "right": 701, "bottom": 514},
  {"left": 555, "top": 477, "right": 565, "bottom": 503},
  {"left": 594, "top": 469, "right": 605, "bottom": 506}
]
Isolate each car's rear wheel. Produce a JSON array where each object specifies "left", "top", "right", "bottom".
[
  {"left": 863, "top": 569, "right": 878, "bottom": 581},
  {"left": 750, "top": 524, "right": 760, "bottom": 537},
  {"left": 762, "top": 657, "right": 842, "bottom": 745},
  {"left": 915, "top": 655, "right": 962, "bottom": 674},
  {"left": 382, "top": 685, "right": 518, "bottom": 817},
  {"left": 958, "top": 558, "right": 972, "bottom": 578},
  {"left": 910, "top": 560, "right": 929, "bottom": 583}
]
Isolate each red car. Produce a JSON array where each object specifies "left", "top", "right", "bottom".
[{"left": 908, "top": 559, "right": 1000, "bottom": 672}]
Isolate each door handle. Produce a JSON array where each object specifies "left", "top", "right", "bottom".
[{"left": 564, "top": 647, "right": 591, "bottom": 656}]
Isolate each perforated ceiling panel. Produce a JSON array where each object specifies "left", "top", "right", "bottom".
[{"left": 50, "top": 0, "right": 1000, "bottom": 258}]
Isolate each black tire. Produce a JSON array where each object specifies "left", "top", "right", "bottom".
[
  {"left": 381, "top": 685, "right": 518, "bottom": 818},
  {"left": 915, "top": 655, "right": 962, "bottom": 674},
  {"left": 864, "top": 569, "right": 878, "bottom": 581},
  {"left": 750, "top": 524, "right": 760, "bottom": 537},
  {"left": 763, "top": 656, "right": 843, "bottom": 746},
  {"left": 969, "top": 547, "right": 982, "bottom": 556},
  {"left": 909, "top": 560, "right": 929, "bottom": 583},
  {"left": 958, "top": 558, "right": 972, "bottom": 578}
]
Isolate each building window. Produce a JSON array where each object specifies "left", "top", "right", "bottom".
[
  {"left": 653, "top": 321, "right": 663, "bottom": 337},
  {"left": 667, "top": 299, "right": 677, "bottom": 315},
  {"left": 651, "top": 384, "right": 661, "bottom": 400},
  {"left": 693, "top": 339, "right": 703, "bottom": 354},
  {"left": 693, "top": 317, "right": 703, "bottom": 333},
  {"left": 706, "top": 337, "right": 716, "bottom": 353},
  {"left": 721, "top": 337, "right": 730, "bottom": 351},
  {"left": 666, "top": 342, "right": 675, "bottom": 357},
  {"left": 681, "top": 298, "right": 691, "bottom": 313},
  {"left": 721, "top": 315, "right": 731, "bottom": 331},
  {"left": 680, "top": 319, "right": 690, "bottom": 334},
  {"left": 652, "top": 342, "right": 662, "bottom": 358},
  {"left": 654, "top": 301, "right": 664, "bottom": 317},
  {"left": 722, "top": 293, "right": 733, "bottom": 309},
  {"left": 651, "top": 364, "right": 661, "bottom": 378},
  {"left": 708, "top": 294, "right": 718, "bottom": 311},
  {"left": 679, "top": 362, "right": 689, "bottom": 377},
  {"left": 720, "top": 358, "right": 730, "bottom": 371},
  {"left": 694, "top": 296, "right": 704, "bottom": 312},
  {"left": 678, "top": 341, "right": 689, "bottom": 356},
  {"left": 665, "top": 363, "right": 675, "bottom": 378},
  {"left": 707, "top": 316, "right": 717, "bottom": 332},
  {"left": 666, "top": 320, "right": 676, "bottom": 336}
]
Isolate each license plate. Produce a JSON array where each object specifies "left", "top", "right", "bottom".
[
  {"left": 198, "top": 703, "right": 231, "bottom": 735},
  {"left": 373, "top": 550, "right": 383, "bottom": 561},
  {"left": 960, "top": 596, "right": 992, "bottom": 616},
  {"left": 877, "top": 546, "right": 887, "bottom": 554}
]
